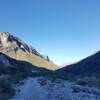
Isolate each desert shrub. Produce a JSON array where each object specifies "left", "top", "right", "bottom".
[
  {"left": 76, "top": 79, "right": 88, "bottom": 86},
  {"left": 32, "top": 72, "right": 43, "bottom": 77},
  {"left": 38, "top": 78, "right": 47, "bottom": 86},
  {"left": 0, "top": 75, "right": 14, "bottom": 100},
  {"left": 72, "top": 86, "right": 81, "bottom": 93},
  {"left": 0, "top": 93, "right": 9, "bottom": 100},
  {"left": 90, "top": 77, "right": 100, "bottom": 88},
  {"left": 54, "top": 73, "right": 76, "bottom": 82},
  {"left": 76, "top": 77, "right": 100, "bottom": 88},
  {"left": 0, "top": 76, "right": 12, "bottom": 93},
  {"left": 0, "top": 64, "right": 6, "bottom": 74},
  {"left": 13, "top": 71, "right": 26, "bottom": 82}
]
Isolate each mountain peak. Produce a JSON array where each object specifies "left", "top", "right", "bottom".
[
  {"left": 0, "top": 32, "right": 57, "bottom": 70},
  {"left": 0, "top": 32, "right": 40, "bottom": 55}
]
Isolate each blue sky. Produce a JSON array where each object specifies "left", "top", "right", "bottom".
[{"left": 0, "top": 0, "right": 100, "bottom": 65}]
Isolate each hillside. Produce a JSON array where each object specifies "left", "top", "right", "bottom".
[
  {"left": 55, "top": 51, "right": 100, "bottom": 87},
  {"left": 0, "top": 52, "right": 53, "bottom": 100},
  {"left": 0, "top": 32, "right": 57, "bottom": 70},
  {"left": 56, "top": 51, "right": 100, "bottom": 76}
]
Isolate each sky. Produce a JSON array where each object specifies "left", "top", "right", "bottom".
[{"left": 0, "top": 0, "right": 100, "bottom": 65}]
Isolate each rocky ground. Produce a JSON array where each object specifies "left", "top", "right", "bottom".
[{"left": 10, "top": 77, "right": 100, "bottom": 100}]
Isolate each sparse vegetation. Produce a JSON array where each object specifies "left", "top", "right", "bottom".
[
  {"left": 0, "top": 75, "right": 14, "bottom": 100},
  {"left": 73, "top": 77, "right": 100, "bottom": 88},
  {"left": 72, "top": 86, "right": 81, "bottom": 93},
  {"left": 76, "top": 79, "right": 88, "bottom": 86},
  {"left": 38, "top": 78, "right": 47, "bottom": 86}
]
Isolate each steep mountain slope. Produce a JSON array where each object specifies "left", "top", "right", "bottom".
[
  {"left": 0, "top": 32, "right": 57, "bottom": 70},
  {"left": 55, "top": 51, "right": 100, "bottom": 80},
  {"left": 0, "top": 52, "right": 52, "bottom": 74}
]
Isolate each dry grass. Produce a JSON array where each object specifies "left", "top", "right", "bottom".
[{"left": 4, "top": 51, "right": 57, "bottom": 70}]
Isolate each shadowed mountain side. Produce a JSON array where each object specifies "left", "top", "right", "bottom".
[
  {"left": 54, "top": 51, "right": 100, "bottom": 80},
  {"left": 0, "top": 52, "right": 53, "bottom": 79},
  {"left": 3, "top": 51, "right": 57, "bottom": 70}
]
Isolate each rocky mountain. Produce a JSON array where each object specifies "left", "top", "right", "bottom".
[{"left": 0, "top": 32, "right": 57, "bottom": 70}]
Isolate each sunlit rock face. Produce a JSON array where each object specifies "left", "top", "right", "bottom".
[
  {"left": 0, "top": 32, "right": 40, "bottom": 55},
  {"left": 0, "top": 32, "right": 10, "bottom": 47},
  {"left": 0, "top": 32, "right": 57, "bottom": 70},
  {"left": 0, "top": 32, "right": 51, "bottom": 61}
]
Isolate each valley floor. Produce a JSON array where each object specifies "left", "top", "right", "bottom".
[{"left": 10, "top": 77, "right": 100, "bottom": 100}]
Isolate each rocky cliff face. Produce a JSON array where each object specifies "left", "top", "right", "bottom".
[
  {"left": 0, "top": 32, "right": 57, "bottom": 70},
  {"left": 0, "top": 32, "right": 45, "bottom": 58}
]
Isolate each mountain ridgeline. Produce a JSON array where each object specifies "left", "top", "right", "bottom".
[
  {"left": 55, "top": 51, "right": 100, "bottom": 82},
  {"left": 0, "top": 32, "right": 57, "bottom": 70}
]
